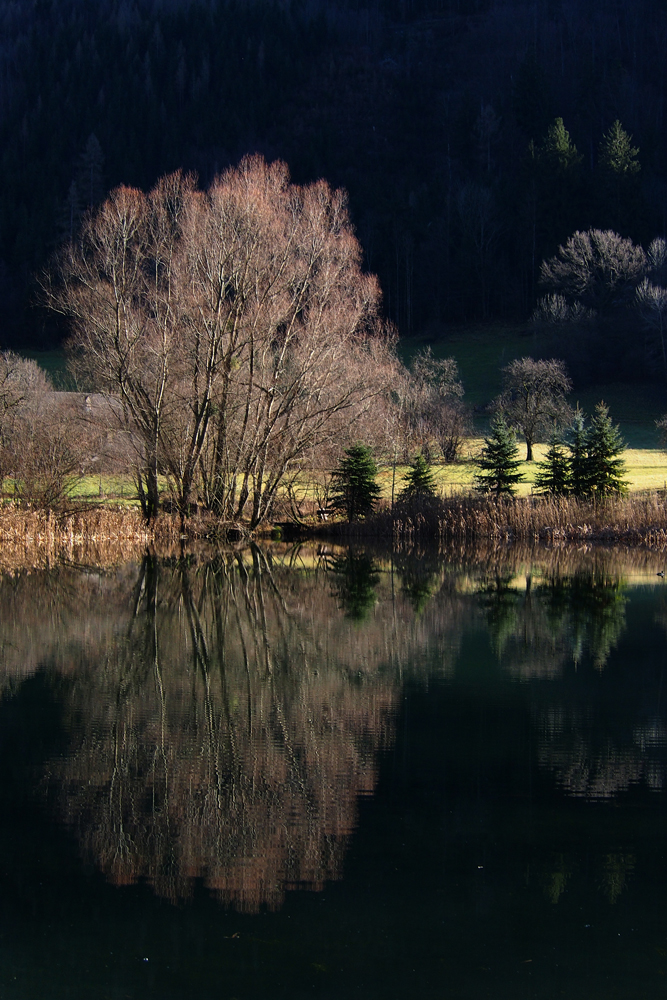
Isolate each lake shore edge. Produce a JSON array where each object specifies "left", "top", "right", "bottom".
[
  {"left": 288, "top": 492, "right": 667, "bottom": 549},
  {"left": 3, "top": 492, "right": 667, "bottom": 572}
]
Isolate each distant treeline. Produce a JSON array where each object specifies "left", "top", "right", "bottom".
[{"left": 3, "top": 0, "right": 667, "bottom": 352}]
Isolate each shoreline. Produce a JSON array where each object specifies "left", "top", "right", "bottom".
[{"left": 3, "top": 492, "right": 667, "bottom": 573}]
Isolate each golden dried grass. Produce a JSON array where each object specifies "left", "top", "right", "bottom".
[
  {"left": 317, "top": 491, "right": 667, "bottom": 549},
  {"left": 396, "top": 493, "right": 667, "bottom": 547},
  {"left": 0, "top": 505, "right": 183, "bottom": 572}
]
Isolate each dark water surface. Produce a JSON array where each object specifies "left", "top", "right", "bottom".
[{"left": 1, "top": 544, "right": 667, "bottom": 999}]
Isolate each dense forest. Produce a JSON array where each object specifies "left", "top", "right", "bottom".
[{"left": 2, "top": 0, "right": 667, "bottom": 350}]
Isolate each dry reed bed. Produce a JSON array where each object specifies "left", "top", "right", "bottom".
[
  {"left": 394, "top": 494, "right": 667, "bottom": 547},
  {"left": 321, "top": 493, "right": 667, "bottom": 549},
  {"left": 0, "top": 506, "right": 183, "bottom": 572}
]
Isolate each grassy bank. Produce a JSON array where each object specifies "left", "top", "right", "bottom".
[{"left": 48, "top": 443, "right": 667, "bottom": 510}]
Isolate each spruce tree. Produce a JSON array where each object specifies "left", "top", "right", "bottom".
[
  {"left": 567, "top": 409, "right": 591, "bottom": 497},
  {"left": 534, "top": 431, "right": 571, "bottom": 495},
  {"left": 398, "top": 453, "right": 438, "bottom": 500},
  {"left": 586, "top": 402, "right": 628, "bottom": 496},
  {"left": 539, "top": 117, "right": 583, "bottom": 176},
  {"left": 599, "top": 120, "right": 640, "bottom": 179},
  {"left": 535, "top": 117, "right": 583, "bottom": 246},
  {"left": 597, "top": 120, "right": 640, "bottom": 232},
  {"left": 474, "top": 415, "right": 524, "bottom": 497},
  {"left": 330, "top": 444, "right": 382, "bottom": 521}
]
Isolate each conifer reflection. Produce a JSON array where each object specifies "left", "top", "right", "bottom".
[
  {"left": 477, "top": 570, "right": 628, "bottom": 677},
  {"left": 394, "top": 549, "right": 443, "bottom": 616},
  {"left": 330, "top": 549, "right": 380, "bottom": 620}
]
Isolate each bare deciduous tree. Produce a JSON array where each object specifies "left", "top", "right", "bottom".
[
  {"left": 497, "top": 357, "right": 572, "bottom": 462},
  {"left": 402, "top": 347, "right": 466, "bottom": 462},
  {"left": 635, "top": 277, "right": 667, "bottom": 380},
  {"left": 531, "top": 292, "right": 596, "bottom": 327},
  {"left": 8, "top": 397, "right": 84, "bottom": 508},
  {"left": 0, "top": 355, "right": 90, "bottom": 508},
  {"left": 0, "top": 351, "right": 51, "bottom": 451},
  {"left": 540, "top": 229, "right": 646, "bottom": 314},
  {"left": 43, "top": 157, "right": 399, "bottom": 526},
  {"left": 647, "top": 237, "right": 667, "bottom": 281}
]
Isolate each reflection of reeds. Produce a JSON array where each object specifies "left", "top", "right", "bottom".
[
  {"left": 425, "top": 540, "right": 667, "bottom": 580},
  {"left": 0, "top": 506, "right": 182, "bottom": 571}
]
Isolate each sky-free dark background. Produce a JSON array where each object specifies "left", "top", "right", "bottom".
[{"left": 2, "top": 0, "right": 666, "bottom": 348}]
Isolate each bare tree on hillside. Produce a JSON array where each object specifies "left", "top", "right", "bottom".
[
  {"left": 540, "top": 229, "right": 646, "bottom": 314},
  {"left": 635, "top": 277, "right": 667, "bottom": 380}
]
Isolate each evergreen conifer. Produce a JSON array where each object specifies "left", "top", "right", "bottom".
[
  {"left": 539, "top": 117, "right": 583, "bottom": 176},
  {"left": 534, "top": 431, "right": 571, "bottom": 495},
  {"left": 567, "top": 409, "right": 591, "bottom": 497},
  {"left": 330, "top": 444, "right": 382, "bottom": 521},
  {"left": 398, "top": 453, "right": 438, "bottom": 499},
  {"left": 474, "top": 415, "right": 524, "bottom": 497},
  {"left": 586, "top": 402, "right": 628, "bottom": 496},
  {"left": 597, "top": 120, "right": 641, "bottom": 231}
]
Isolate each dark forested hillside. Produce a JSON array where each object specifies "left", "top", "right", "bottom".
[{"left": 3, "top": 0, "right": 667, "bottom": 348}]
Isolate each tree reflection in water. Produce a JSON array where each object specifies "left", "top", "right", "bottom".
[
  {"left": 0, "top": 543, "right": 665, "bottom": 915},
  {"left": 478, "top": 569, "right": 628, "bottom": 676},
  {"left": 473, "top": 565, "right": 661, "bottom": 800},
  {"left": 44, "top": 547, "right": 403, "bottom": 910}
]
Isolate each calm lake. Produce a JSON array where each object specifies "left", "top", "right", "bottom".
[{"left": 1, "top": 543, "right": 667, "bottom": 1000}]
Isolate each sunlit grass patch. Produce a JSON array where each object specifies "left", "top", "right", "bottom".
[{"left": 380, "top": 443, "right": 667, "bottom": 501}]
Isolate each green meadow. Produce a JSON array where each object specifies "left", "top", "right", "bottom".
[{"left": 25, "top": 332, "right": 667, "bottom": 500}]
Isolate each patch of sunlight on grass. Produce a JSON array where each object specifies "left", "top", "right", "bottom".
[{"left": 382, "top": 443, "right": 667, "bottom": 500}]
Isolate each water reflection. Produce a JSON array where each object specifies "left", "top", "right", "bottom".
[
  {"left": 0, "top": 542, "right": 666, "bottom": 917},
  {"left": 43, "top": 549, "right": 404, "bottom": 910},
  {"left": 477, "top": 571, "right": 628, "bottom": 674},
  {"left": 536, "top": 705, "right": 666, "bottom": 799},
  {"left": 330, "top": 549, "right": 381, "bottom": 620}
]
